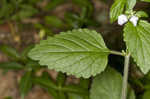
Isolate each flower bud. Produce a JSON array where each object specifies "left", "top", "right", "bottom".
[
  {"left": 129, "top": 16, "right": 139, "bottom": 26},
  {"left": 118, "top": 14, "right": 128, "bottom": 26}
]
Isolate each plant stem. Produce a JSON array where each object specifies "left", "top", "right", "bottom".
[
  {"left": 121, "top": 53, "right": 130, "bottom": 99},
  {"left": 8, "top": 22, "right": 20, "bottom": 44},
  {"left": 110, "top": 50, "right": 124, "bottom": 56}
]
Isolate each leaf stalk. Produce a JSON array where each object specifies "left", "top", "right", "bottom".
[{"left": 110, "top": 50, "right": 125, "bottom": 56}]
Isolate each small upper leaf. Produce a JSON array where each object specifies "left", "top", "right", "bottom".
[
  {"left": 28, "top": 29, "right": 109, "bottom": 78},
  {"left": 124, "top": 20, "right": 150, "bottom": 74},
  {"left": 90, "top": 67, "right": 135, "bottom": 99},
  {"left": 126, "top": 0, "right": 136, "bottom": 10},
  {"left": 110, "top": 0, "right": 126, "bottom": 23},
  {"left": 135, "top": 11, "right": 149, "bottom": 18}
]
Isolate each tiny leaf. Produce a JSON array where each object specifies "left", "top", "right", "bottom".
[
  {"left": 135, "top": 11, "right": 149, "bottom": 18},
  {"left": 28, "top": 29, "right": 109, "bottom": 78},
  {"left": 124, "top": 20, "right": 150, "bottom": 74}
]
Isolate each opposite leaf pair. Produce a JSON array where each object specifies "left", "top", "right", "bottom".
[{"left": 118, "top": 14, "right": 138, "bottom": 26}]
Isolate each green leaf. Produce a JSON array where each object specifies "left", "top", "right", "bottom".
[
  {"left": 0, "top": 0, "right": 14, "bottom": 19},
  {"left": 58, "top": 92, "right": 67, "bottom": 99},
  {"left": 33, "top": 72, "right": 59, "bottom": 99},
  {"left": 110, "top": 0, "right": 126, "bottom": 23},
  {"left": 135, "top": 11, "right": 148, "bottom": 18},
  {"left": 0, "top": 62, "right": 24, "bottom": 70},
  {"left": 68, "top": 93, "right": 83, "bottom": 99},
  {"left": 140, "top": 0, "right": 150, "bottom": 2},
  {"left": 44, "top": 16, "right": 64, "bottom": 28},
  {"left": 124, "top": 20, "right": 150, "bottom": 74},
  {"left": 42, "top": 71, "right": 52, "bottom": 80},
  {"left": 21, "top": 45, "right": 34, "bottom": 61},
  {"left": 4, "top": 96, "right": 12, "bottom": 99},
  {"left": 62, "top": 85, "right": 89, "bottom": 95},
  {"left": 28, "top": 29, "right": 109, "bottom": 78},
  {"left": 32, "top": 76, "right": 58, "bottom": 90},
  {"left": 72, "top": 0, "right": 92, "bottom": 7},
  {"left": 126, "top": 0, "right": 136, "bottom": 10},
  {"left": 0, "top": 45, "right": 20, "bottom": 60},
  {"left": 79, "top": 78, "right": 90, "bottom": 89},
  {"left": 46, "top": 88, "right": 59, "bottom": 99},
  {"left": 56, "top": 72, "right": 66, "bottom": 86},
  {"left": 142, "top": 90, "right": 150, "bottom": 99},
  {"left": 25, "top": 61, "right": 41, "bottom": 70},
  {"left": 72, "top": 0, "right": 93, "bottom": 17},
  {"left": 19, "top": 71, "right": 33, "bottom": 99},
  {"left": 44, "top": 0, "right": 65, "bottom": 11},
  {"left": 34, "top": 23, "right": 54, "bottom": 36},
  {"left": 11, "top": 4, "right": 38, "bottom": 21},
  {"left": 90, "top": 67, "right": 135, "bottom": 99}
]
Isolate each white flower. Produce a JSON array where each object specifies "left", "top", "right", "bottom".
[
  {"left": 129, "top": 16, "right": 139, "bottom": 26},
  {"left": 118, "top": 14, "right": 128, "bottom": 26}
]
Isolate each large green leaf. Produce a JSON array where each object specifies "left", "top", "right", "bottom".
[
  {"left": 110, "top": 0, "right": 126, "bottom": 23},
  {"left": 28, "top": 29, "right": 109, "bottom": 78},
  {"left": 90, "top": 67, "right": 135, "bottom": 99},
  {"left": 124, "top": 20, "right": 150, "bottom": 74}
]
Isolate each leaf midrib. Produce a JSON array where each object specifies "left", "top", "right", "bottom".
[{"left": 45, "top": 51, "right": 110, "bottom": 54}]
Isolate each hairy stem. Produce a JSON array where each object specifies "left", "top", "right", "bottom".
[
  {"left": 110, "top": 50, "right": 124, "bottom": 56},
  {"left": 121, "top": 53, "right": 130, "bottom": 99}
]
